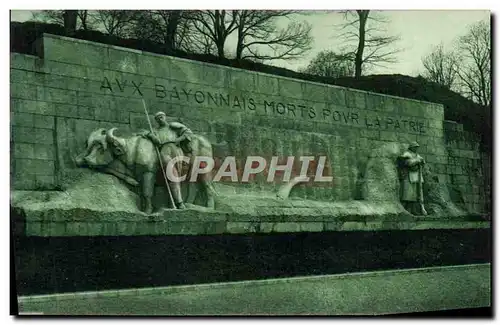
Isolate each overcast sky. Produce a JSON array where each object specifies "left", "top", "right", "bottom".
[{"left": 10, "top": 9, "right": 490, "bottom": 76}]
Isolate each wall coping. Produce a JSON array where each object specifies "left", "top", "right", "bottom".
[{"left": 35, "top": 33, "right": 445, "bottom": 110}]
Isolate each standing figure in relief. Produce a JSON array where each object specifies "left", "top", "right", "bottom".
[
  {"left": 143, "top": 111, "right": 193, "bottom": 209},
  {"left": 398, "top": 141, "right": 427, "bottom": 215}
]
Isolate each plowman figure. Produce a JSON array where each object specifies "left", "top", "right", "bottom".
[
  {"left": 398, "top": 141, "right": 427, "bottom": 216},
  {"left": 143, "top": 111, "right": 194, "bottom": 209}
]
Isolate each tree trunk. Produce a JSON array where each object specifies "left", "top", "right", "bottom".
[
  {"left": 165, "top": 11, "right": 182, "bottom": 52},
  {"left": 214, "top": 10, "right": 225, "bottom": 58},
  {"left": 235, "top": 11, "right": 246, "bottom": 59},
  {"left": 355, "top": 10, "right": 369, "bottom": 78},
  {"left": 78, "top": 10, "right": 89, "bottom": 31},
  {"left": 63, "top": 10, "right": 78, "bottom": 36}
]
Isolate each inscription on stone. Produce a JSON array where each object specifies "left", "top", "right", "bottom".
[{"left": 100, "top": 77, "right": 427, "bottom": 134}]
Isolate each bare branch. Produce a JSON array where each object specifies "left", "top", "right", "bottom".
[{"left": 336, "top": 10, "right": 401, "bottom": 77}]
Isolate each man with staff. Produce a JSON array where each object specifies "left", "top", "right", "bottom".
[{"left": 398, "top": 141, "right": 427, "bottom": 216}]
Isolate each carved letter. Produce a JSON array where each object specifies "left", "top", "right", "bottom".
[
  {"left": 351, "top": 112, "right": 359, "bottom": 124},
  {"left": 308, "top": 107, "right": 316, "bottom": 119},
  {"left": 264, "top": 101, "right": 275, "bottom": 114},
  {"left": 233, "top": 96, "right": 241, "bottom": 109},
  {"left": 182, "top": 88, "right": 192, "bottom": 101},
  {"left": 115, "top": 78, "right": 128, "bottom": 92},
  {"left": 248, "top": 98, "right": 256, "bottom": 110},
  {"left": 322, "top": 108, "right": 331, "bottom": 119},
  {"left": 132, "top": 81, "right": 143, "bottom": 96},
  {"left": 195, "top": 91, "right": 205, "bottom": 104},
  {"left": 100, "top": 77, "right": 113, "bottom": 92},
  {"left": 207, "top": 92, "right": 218, "bottom": 106},
  {"left": 276, "top": 103, "right": 286, "bottom": 115},
  {"left": 171, "top": 87, "right": 180, "bottom": 100},
  {"left": 155, "top": 84, "right": 166, "bottom": 98}
]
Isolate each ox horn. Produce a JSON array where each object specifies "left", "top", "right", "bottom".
[{"left": 106, "top": 127, "right": 119, "bottom": 144}]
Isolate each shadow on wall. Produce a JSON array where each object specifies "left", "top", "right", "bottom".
[{"left": 360, "top": 142, "right": 470, "bottom": 217}]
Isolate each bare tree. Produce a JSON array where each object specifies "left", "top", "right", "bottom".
[
  {"left": 63, "top": 10, "right": 78, "bottom": 35},
  {"left": 131, "top": 10, "right": 189, "bottom": 52},
  {"left": 32, "top": 10, "right": 93, "bottom": 31},
  {"left": 89, "top": 10, "right": 138, "bottom": 38},
  {"left": 78, "top": 10, "right": 92, "bottom": 31},
  {"left": 188, "top": 10, "right": 238, "bottom": 58},
  {"left": 337, "top": 10, "right": 401, "bottom": 77},
  {"left": 421, "top": 43, "right": 459, "bottom": 89},
  {"left": 234, "top": 10, "right": 312, "bottom": 61},
  {"left": 300, "top": 50, "right": 354, "bottom": 78},
  {"left": 454, "top": 20, "right": 491, "bottom": 107}
]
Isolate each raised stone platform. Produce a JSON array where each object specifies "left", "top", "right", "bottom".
[{"left": 12, "top": 200, "right": 489, "bottom": 237}]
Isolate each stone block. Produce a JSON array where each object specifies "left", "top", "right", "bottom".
[
  {"left": 278, "top": 78, "right": 303, "bottom": 100},
  {"left": 65, "top": 222, "right": 89, "bottom": 236},
  {"left": 94, "top": 107, "right": 129, "bottom": 124},
  {"left": 47, "top": 60, "right": 88, "bottom": 79},
  {"left": 226, "top": 222, "right": 259, "bottom": 234},
  {"left": 12, "top": 126, "right": 34, "bottom": 143},
  {"left": 53, "top": 103, "right": 79, "bottom": 118},
  {"left": 11, "top": 177, "right": 36, "bottom": 190},
  {"left": 109, "top": 96, "right": 144, "bottom": 113},
  {"left": 423, "top": 104, "right": 445, "bottom": 121},
  {"left": 13, "top": 143, "right": 35, "bottom": 159},
  {"left": 302, "top": 83, "right": 326, "bottom": 102},
  {"left": 25, "top": 222, "right": 42, "bottom": 236},
  {"left": 137, "top": 54, "right": 163, "bottom": 77},
  {"left": 260, "top": 222, "right": 274, "bottom": 233},
  {"left": 428, "top": 119, "right": 444, "bottom": 130},
  {"left": 299, "top": 222, "right": 324, "bottom": 232},
  {"left": 205, "top": 222, "right": 227, "bottom": 234},
  {"left": 85, "top": 67, "right": 105, "bottom": 82},
  {"left": 273, "top": 222, "right": 301, "bottom": 233},
  {"left": 365, "top": 93, "right": 397, "bottom": 113},
  {"left": 11, "top": 112, "right": 34, "bottom": 127},
  {"left": 108, "top": 48, "right": 139, "bottom": 74},
  {"left": 12, "top": 99, "right": 55, "bottom": 116},
  {"left": 43, "top": 74, "right": 89, "bottom": 92},
  {"left": 345, "top": 90, "right": 366, "bottom": 109},
  {"left": 11, "top": 83, "right": 37, "bottom": 100},
  {"left": 398, "top": 100, "right": 426, "bottom": 118},
  {"left": 37, "top": 86, "right": 77, "bottom": 104},
  {"left": 46, "top": 36, "right": 108, "bottom": 68},
  {"left": 33, "top": 114, "right": 55, "bottom": 129},
  {"left": 77, "top": 106, "right": 95, "bottom": 120},
  {"left": 379, "top": 130, "right": 399, "bottom": 142},
  {"left": 166, "top": 60, "right": 198, "bottom": 84},
  {"left": 325, "top": 86, "right": 346, "bottom": 106},
  {"left": 10, "top": 53, "right": 37, "bottom": 70},
  {"left": 10, "top": 69, "right": 43, "bottom": 85},
  {"left": 341, "top": 222, "right": 368, "bottom": 231},
  {"left": 224, "top": 69, "right": 254, "bottom": 93},
  {"left": 324, "top": 222, "right": 342, "bottom": 231},
  {"left": 35, "top": 174, "right": 56, "bottom": 189},
  {"left": 360, "top": 129, "right": 380, "bottom": 140},
  {"left": 16, "top": 158, "right": 55, "bottom": 175},
  {"left": 166, "top": 222, "right": 206, "bottom": 235},
  {"left": 34, "top": 144, "right": 55, "bottom": 161},
  {"left": 253, "top": 73, "right": 278, "bottom": 96}
]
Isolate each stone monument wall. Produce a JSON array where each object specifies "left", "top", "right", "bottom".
[
  {"left": 442, "top": 121, "right": 491, "bottom": 213},
  {"left": 10, "top": 34, "right": 490, "bottom": 212}
]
